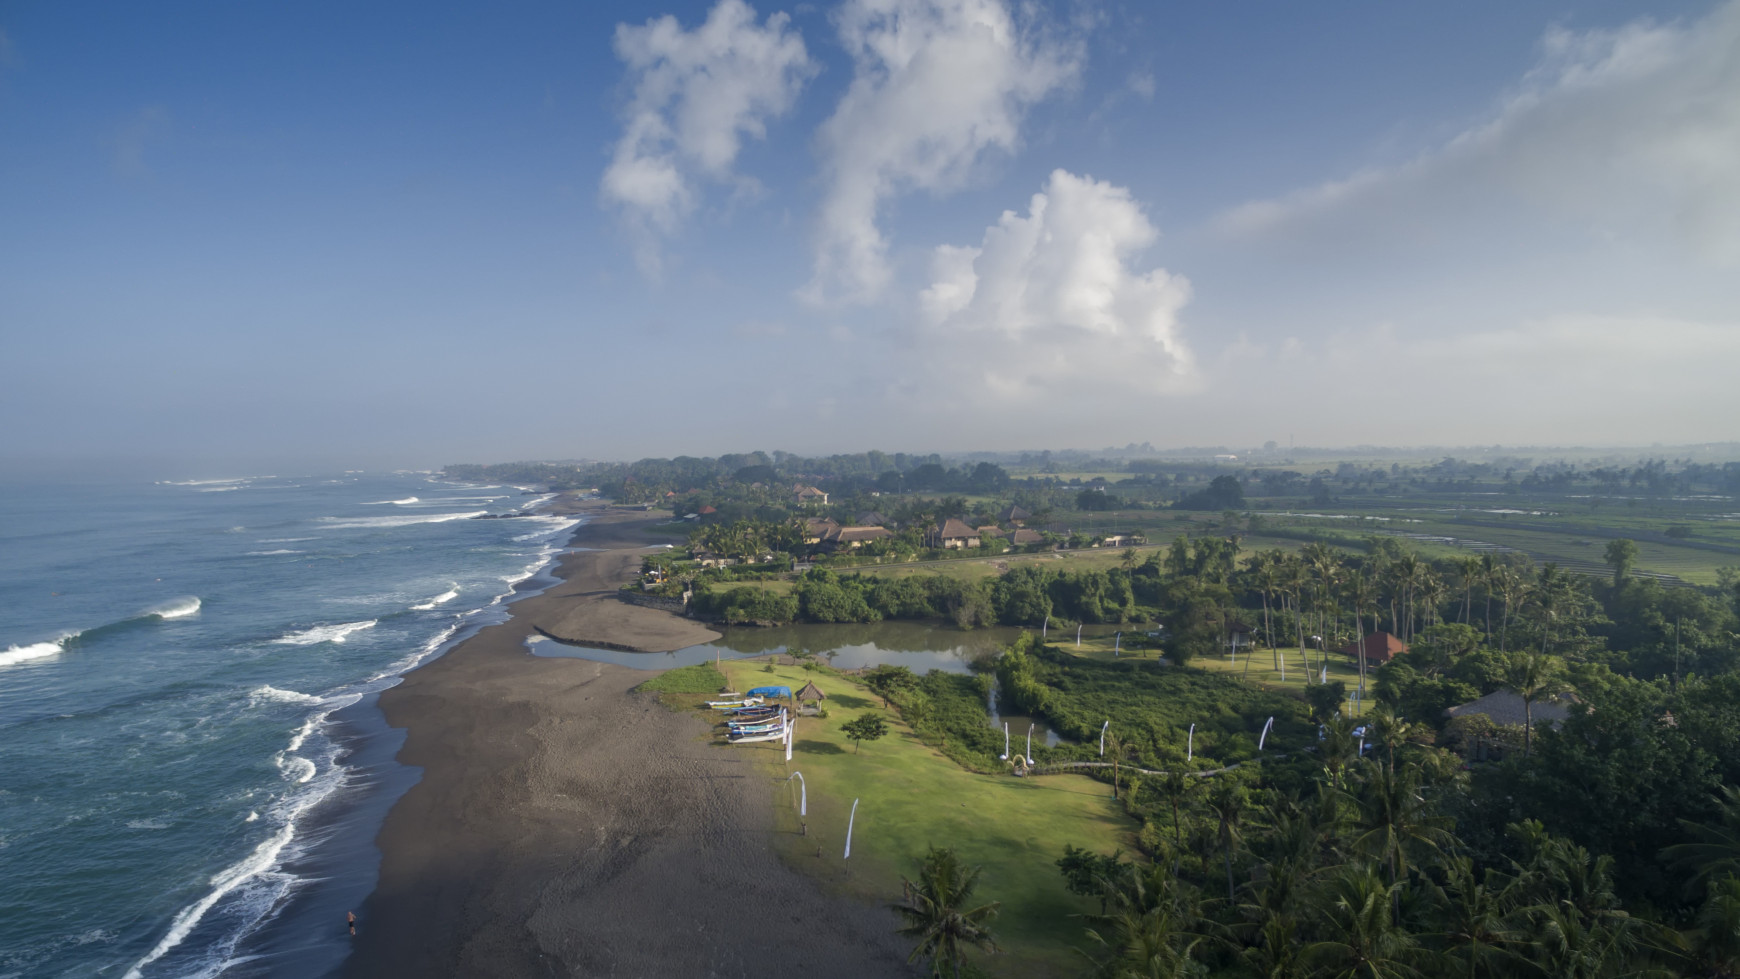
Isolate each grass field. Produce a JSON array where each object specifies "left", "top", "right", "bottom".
[{"left": 697, "top": 657, "right": 1133, "bottom": 979}]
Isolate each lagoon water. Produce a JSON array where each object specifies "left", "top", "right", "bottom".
[
  {"left": 532, "top": 619, "right": 1066, "bottom": 747},
  {"left": 0, "top": 473, "right": 577, "bottom": 978}
]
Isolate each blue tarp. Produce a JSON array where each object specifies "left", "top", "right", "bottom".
[{"left": 748, "top": 685, "right": 793, "bottom": 699}]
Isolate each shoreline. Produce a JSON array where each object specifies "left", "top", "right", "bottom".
[{"left": 343, "top": 503, "right": 908, "bottom": 976}]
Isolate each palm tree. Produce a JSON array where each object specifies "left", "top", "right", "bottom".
[
  {"left": 1085, "top": 862, "right": 1215, "bottom": 978},
  {"left": 1254, "top": 552, "right": 1285, "bottom": 670},
  {"left": 1280, "top": 555, "right": 1312, "bottom": 679},
  {"left": 1454, "top": 557, "right": 1482, "bottom": 626},
  {"left": 1207, "top": 782, "right": 1249, "bottom": 902},
  {"left": 891, "top": 846, "right": 1001, "bottom": 979},
  {"left": 1341, "top": 760, "right": 1455, "bottom": 896},
  {"left": 1301, "top": 864, "right": 1430, "bottom": 978},
  {"left": 1345, "top": 571, "right": 1379, "bottom": 697},
  {"left": 1106, "top": 730, "right": 1129, "bottom": 800},
  {"left": 1682, "top": 874, "right": 1740, "bottom": 978},
  {"left": 1493, "top": 569, "right": 1530, "bottom": 654},
  {"left": 1504, "top": 651, "right": 1568, "bottom": 757},
  {"left": 1430, "top": 856, "right": 1522, "bottom": 979},
  {"left": 1157, "top": 771, "right": 1197, "bottom": 862},
  {"left": 1662, "top": 787, "right": 1740, "bottom": 889},
  {"left": 1478, "top": 554, "right": 1498, "bottom": 638}
]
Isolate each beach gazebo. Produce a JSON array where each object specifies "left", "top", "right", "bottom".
[{"left": 796, "top": 680, "right": 826, "bottom": 714}]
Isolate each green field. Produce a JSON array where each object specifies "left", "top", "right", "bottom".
[{"left": 699, "top": 658, "right": 1133, "bottom": 979}]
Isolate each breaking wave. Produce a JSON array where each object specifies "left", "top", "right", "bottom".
[
  {"left": 271, "top": 621, "right": 377, "bottom": 646},
  {"left": 361, "top": 497, "right": 419, "bottom": 505},
  {"left": 0, "top": 640, "right": 63, "bottom": 668},
  {"left": 316, "top": 511, "right": 486, "bottom": 530},
  {"left": 148, "top": 597, "right": 202, "bottom": 620},
  {"left": 411, "top": 585, "right": 460, "bottom": 610}
]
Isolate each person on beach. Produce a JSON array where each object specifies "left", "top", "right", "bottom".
[{"left": 347, "top": 911, "right": 356, "bottom": 936}]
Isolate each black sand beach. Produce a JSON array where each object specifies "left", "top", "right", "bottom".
[{"left": 344, "top": 505, "right": 909, "bottom": 977}]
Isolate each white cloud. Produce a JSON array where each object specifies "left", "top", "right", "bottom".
[
  {"left": 1216, "top": 2, "right": 1740, "bottom": 266},
  {"left": 805, "top": 0, "right": 1081, "bottom": 303},
  {"left": 915, "top": 168, "right": 1194, "bottom": 397},
  {"left": 602, "top": 0, "right": 814, "bottom": 274}
]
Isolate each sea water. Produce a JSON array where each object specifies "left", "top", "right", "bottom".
[{"left": 0, "top": 472, "right": 577, "bottom": 978}]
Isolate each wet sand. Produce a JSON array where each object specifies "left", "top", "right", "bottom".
[{"left": 345, "top": 504, "right": 909, "bottom": 977}]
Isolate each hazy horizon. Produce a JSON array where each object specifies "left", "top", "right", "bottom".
[{"left": 3, "top": 0, "right": 1736, "bottom": 472}]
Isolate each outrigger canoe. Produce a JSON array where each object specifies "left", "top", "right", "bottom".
[
  {"left": 707, "top": 698, "right": 762, "bottom": 709},
  {"left": 727, "top": 727, "right": 786, "bottom": 744}
]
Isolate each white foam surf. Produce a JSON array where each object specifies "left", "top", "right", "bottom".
[
  {"left": 0, "top": 640, "right": 63, "bottom": 667},
  {"left": 411, "top": 585, "right": 460, "bottom": 610},
  {"left": 271, "top": 620, "right": 377, "bottom": 646},
  {"left": 361, "top": 496, "right": 419, "bottom": 505},
  {"left": 316, "top": 511, "right": 486, "bottom": 530},
  {"left": 257, "top": 537, "right": 316, "bottom": 543},
  {"left": 512, "top": 516, "right": 580, "bottom": 542},
  {"left": 248, "top": 685, "right": 324, "bottom": 707},
  {"left": 123, "top": 820, "right": 297, "bottom": 979},
  {"left": 148, "top": 597, "right": 202, "bottom": 620},
  {"left": 246, "top": 549, "right": 302, "bottom": 556}
]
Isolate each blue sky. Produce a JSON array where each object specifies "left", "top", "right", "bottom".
[{"left": 1, "top": 0, "right": 1735, "bottom": 472}]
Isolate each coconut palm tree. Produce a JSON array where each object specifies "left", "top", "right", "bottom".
[
  {"left": 1085, "top": 862, "right": 1216, "bottom": 978},
  {"left": 1301, "top": 864, "right": 1432, "bottom": 979},
  {"left": 1662, "top": 786, "right": 1740, "bottom": 890},
  {"left": 1341, "top": 760, "right": 1455, "bottom": 895},
  {"left": 1344, "top": 571, "right": 1380, "bottom": 696},
  {"left": 1456, "top": 557, "right": 1483, "bottom": 626},
  {"left": 1504, "top": 651, "right": 1568, "bottom": 757},
  {"left": 1430, "top": 856, "right": 1523, "bottom": 979},
  {"left": 891, "top": 847, "right": 1001, "bottom": 979},
  {"left": 1207, "top": 781, "right": 1250, "bottom": 902},
  {"left": 1254, "top": 552, "right": 1285, "bottom": 669},
  {"left": 1681, "top": 873, "right": 1740, "bottom": 978}
]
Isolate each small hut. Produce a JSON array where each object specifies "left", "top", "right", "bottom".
[{"left": 796, "top": 680, "right": 826, "bottom": 715}]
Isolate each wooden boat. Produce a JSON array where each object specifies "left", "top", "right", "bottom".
[
  {"left": 727, "top": 727, "right": 786, "bottom": 744},
  {"left": 729, "top": 716, "right": 786, "bottom": 732},
  {"left": 708, "top": 697, "right": 762, "bottom": 709}
]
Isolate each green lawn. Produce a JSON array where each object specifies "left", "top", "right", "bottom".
[
  {"left": 1191, "top": 646, "right": 1373, "bottom": 717},
  {"left": 704, "top": 658, "right": 1133, "bottom": 979}
]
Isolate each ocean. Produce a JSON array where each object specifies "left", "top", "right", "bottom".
[{"left": 0, "top": 472, "right": 578, "bottom": 978}]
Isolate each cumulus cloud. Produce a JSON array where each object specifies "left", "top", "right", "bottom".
[
  {"left": 805, "top": 0, "right": 1081, "bottom": 303},
  {"left": 916, "top": 168, "right": 1194, "bottom": 396},
  {"left": 1216, "top": 1, "right": 1740, "bottom": 266},
  {"left": 602, "top": 0, "right": 814, "bottom": 274}
]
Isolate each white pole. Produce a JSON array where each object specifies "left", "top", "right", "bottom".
[
  {"left": 844, "top": 798, "right": 859, "bottom": 859},
  {"left": 1025, "top": 723, "right": 1034, "bottom": 764},
  {"left": 1001, "top": 722, "right": 1009, "bottom": 760},
  {"left": 1114, "top": 632, "right": 1120, "bottom": 657},
  {"left": 1259, "top": 716, "right": 1274, "bottom": 751},
  {"left": 1042, "top": 615, "right": 1049, "bottom": 638},
  {"left": 1076, "top": 624, "right": 1082, "bottom": 648},
  {"left": 1100, "top": 720, "right": 1109, "bottom": 756},
  {"left": 1187, "top": 723, "right": 1195, "bottom": 762}
]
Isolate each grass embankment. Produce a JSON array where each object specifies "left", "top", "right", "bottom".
[{"left": 691, "top": 658, "right": 1132, "bottom": 979}]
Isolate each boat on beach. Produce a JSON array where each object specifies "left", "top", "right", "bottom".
[
  {"left": 708, "top": 697, "right": 762, "bottom": 709},
  {"left": 726, "top": 727, "right": 786, "bottom": 744}
]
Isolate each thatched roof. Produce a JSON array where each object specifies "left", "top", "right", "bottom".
[
  {"left": 1446, "top": 689, "right": 1574, "bottom": 729},
  {"left": 796, "top": 680, "right": 826, "bottom": 701}
]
